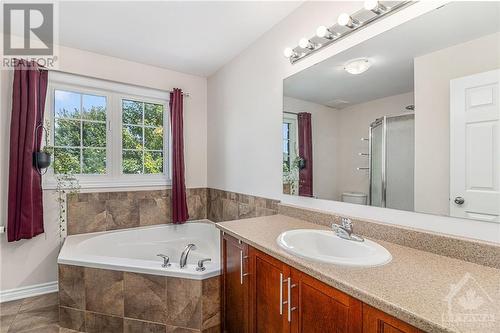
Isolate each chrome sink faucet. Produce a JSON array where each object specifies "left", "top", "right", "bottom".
[
  {"left": 180, "top": 244, "right": 197, "bottom": 268},
  {"left": 332, "top": 217, "right": 364, "bottom": 242}
]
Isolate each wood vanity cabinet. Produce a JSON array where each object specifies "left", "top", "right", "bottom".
[
  {"left": 221, "top": 233, "right": 251, "bottom": 333},
  {"left": 221, "top": 234, "right": 422, "bottom": 333},
  {"left": 249, "top": 247, "right": 291, "bottom": 333},
  {"left": 363, "top": 304, "right": 423, "bottom": 333},
  {"left": 289, "top": 268, "right": 362, "bottom": 333}
]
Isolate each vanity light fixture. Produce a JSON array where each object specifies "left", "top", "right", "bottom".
[
  {"left": 337, "top": 13, "right": 360, "bottom": 29},
  {"left": 344, "top": 58, "right": 372, "bottom": 75},
  {"left": 283, "top": 1, "right": 412, "bottom": 64},
  {"left": 298, "top": 38, "right": 316, "bottom": 50}
]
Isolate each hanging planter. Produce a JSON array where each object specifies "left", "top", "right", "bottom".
[
  {"left": 34, "top": 151, "right": 51, "bottom": 169},
  {"left": 34, "top": 121, "right": 53, "bottom": 174}
]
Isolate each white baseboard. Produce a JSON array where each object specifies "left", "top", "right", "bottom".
[{"left": 0, "top": 281, "right": 58, "bottom": 303}]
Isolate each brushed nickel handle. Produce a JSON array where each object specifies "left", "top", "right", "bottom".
[
  {"left": 287, "top": 277, "right": 297, "bottom": 322},
  {"left": 240, "top": 251, "right": 249, "bottom": 285},
  {"left": 156, "top": 254, "right": 171, "bottom": 268},
  {"left": 196, "top": 258, "right": 211, "bottom": 272},
  {"left": 279, "top": 273, "right": 283, "bottom": 315},
  {"left": 454, "top": 196, "right": 465, "bottom": 205}
]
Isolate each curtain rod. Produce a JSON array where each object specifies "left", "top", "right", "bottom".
[{"left": 35, "top": 67, "right": 191, "bottom": 97}]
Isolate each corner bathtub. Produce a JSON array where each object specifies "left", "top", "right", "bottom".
[{"left": 57, "top": 220, "right": 220, "bottom": 279}]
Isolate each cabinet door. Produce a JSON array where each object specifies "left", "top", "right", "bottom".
[
  {"left": 363, "top": 304, "right": 423, "bottom": 333},
  {"left": 250, "top": 247, "right": 290, "bottom": 333},
  {"left": 290, "top": 268, "right": 362, "bottom": 333},
  {"left": 222, "top": 233, "right": 250, "bottom": 333}
]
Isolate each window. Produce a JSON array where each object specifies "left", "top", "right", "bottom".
[
  {"left": 122, "top": 100, "right": 164, "bottom": 174},
  {"left": 282, "top": 115, "right": 297, "bottom": 169},
  {"left": 53, "top": 90, "right": 107, "bottom": 174},
  {"left": 45, "top": 72, "right": 170, "bottom": 189}
]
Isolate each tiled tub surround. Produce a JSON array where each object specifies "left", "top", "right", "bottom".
[
  {"left": 67, "top": 188, "right": 208, "bottom": 235},
  {"left": 279, "top": 203, "right": 500, "bottom": 269},
  {"left": 66, "top": 188, "right": 279, "bottom": 235},
  {"left": 207, "top": 188, "right": 279, "bottom": 222},
  {"left": 58, "top": 265, "right": 220, "bottom": 333},
  {"left": 217, "top": 215, "right": 500, "bottom": 333}
]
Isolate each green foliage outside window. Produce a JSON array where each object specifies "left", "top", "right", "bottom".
[
  {"left": 52, "top": 90, "right": 165, "bottom": 177},
  {"left": 53, "top": 89, "right": 107, "bottom": 175},
  {"left": 122, "top": 100, "right": 164, "bottom": 175}
]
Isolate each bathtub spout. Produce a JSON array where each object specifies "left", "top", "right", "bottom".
[{"left": 180, "top": 244, "right": 197, "bottom": 268}]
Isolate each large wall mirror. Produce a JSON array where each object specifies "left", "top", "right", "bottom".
[{"left": 282, "top": 1, "right": 499, "bottom": 223}]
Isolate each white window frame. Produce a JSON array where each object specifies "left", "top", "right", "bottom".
[
  {"left": 43, "top": 72, "right": 171, "bottom": 189},
  {"left": 283, "top": 113, "right": 298, "bottom": 167}
]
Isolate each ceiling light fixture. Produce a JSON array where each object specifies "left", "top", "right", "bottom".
[
  {"left": 282, "top": 1, "right": 411, "bottom": 64},
  {"left": 337, "top": 13, "right": 360, "bottom": 29},
  {"left": 316, "top": 25, "right": 339, "bottom": 40},
  {"left": 344, "top": 58, "right": 372, "bottom": 75},
  {"left": 364, "top": 0, "right": 387, "bottom": 14}
]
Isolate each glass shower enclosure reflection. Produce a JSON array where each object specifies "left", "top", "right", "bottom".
[{"left": 369, "top": 114, "right": 415, "bottom": 211}]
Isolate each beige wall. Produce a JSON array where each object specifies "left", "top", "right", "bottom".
[
  {"left": 336, "top": 92, "right": 414, "bottom": 201},
  {"left": 283, "top": 96, "right": 338, "bottom": 200},
  {"left": 0, "top": 45, "right": 207, "bottom": 292},
  {"left": 414, "top": 32, "right": 500, "bottom": 216}
]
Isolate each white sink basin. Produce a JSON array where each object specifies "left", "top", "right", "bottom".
[{"left": 277, "top": 229, "right": 392, "bottom": 267}]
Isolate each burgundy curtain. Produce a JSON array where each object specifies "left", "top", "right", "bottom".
[
  {"left": 170, "top": 88, "right": 189, "bottom": 223},
  {"left": 7, "top": 60, "right": 48, "bottom": 242},
  {"left": 298, "top": 112, "right": 313, "bottom": 197}
]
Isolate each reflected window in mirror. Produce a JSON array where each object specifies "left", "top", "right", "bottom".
[{"left": 282, "top": 113, "right": 298, "bottom": 195}]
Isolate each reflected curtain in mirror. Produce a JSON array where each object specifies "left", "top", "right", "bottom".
[{"left": 298, "top": 112, "right": 313, "bottom": 197}]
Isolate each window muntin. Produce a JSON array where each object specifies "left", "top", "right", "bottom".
[
  {"left": 53, "top": 90, "right": 107, "bottom": 175},
  {"left": 121, "top": 99, "right": 165, "bottom": 175},
  {"left": 282, "top": 122, "right": 291, "bottom": 169}
]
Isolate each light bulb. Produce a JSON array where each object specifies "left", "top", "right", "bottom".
[
  {"left": 337, "top": 13, "right": 351, "bottom": 26},
  {"left": 316, "top": 25, "right": 338, "bottom": 40},
  {"left": 338, "top": 13, "right": 359, "bottom": 28},
  {"left": 364, "top": 0, "right": 386, "bottom": 13},
  {"left": 298, "top": 38, "right": 310, "bottom": 49},
  {"left": 364, "top": 0, "right": 378, "bottom": 11},
  {"left": 316, "top": 26, "right": 328, "bottom": 38},
  {"left": 283, "top": 47, "right": 294, "bottom": 58}
]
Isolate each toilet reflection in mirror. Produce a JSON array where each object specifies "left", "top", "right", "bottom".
[{"left": 282, "top": 1, "right": 500, "bottom": 222}]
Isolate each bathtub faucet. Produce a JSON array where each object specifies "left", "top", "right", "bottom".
[{"left": 180, "top": 244, "right": 197, "bottom": 268}]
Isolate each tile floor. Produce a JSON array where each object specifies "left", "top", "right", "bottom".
[{"left": 0, "top": 293, "right": 81, "bottom": 333}]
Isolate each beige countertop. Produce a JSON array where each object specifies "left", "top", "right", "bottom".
[{"left": 216, "top": 215, "right": 500, "bottom": 333}]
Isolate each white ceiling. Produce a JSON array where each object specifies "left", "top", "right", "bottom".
[
  {"left": 284, "top": 1, "right": 500, "bottom": 109},
  {"left": 59, "top": 1, "right": 303, "bottom": 77}
]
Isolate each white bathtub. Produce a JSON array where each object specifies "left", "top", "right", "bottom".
[{"left": 57, "top": 220, "right": 221, "bottom": 279}]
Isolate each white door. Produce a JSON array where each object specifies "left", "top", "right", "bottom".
[{"left": 450, "top": 69, "right": 500, "bottom": 222}]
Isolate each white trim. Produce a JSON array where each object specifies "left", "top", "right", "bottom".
[
  {"left": 0, "top": 281, "right": 58, "bottom": 303},
  {"left": 49, "top": 71, "right": 169, "bottom": 101}
]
